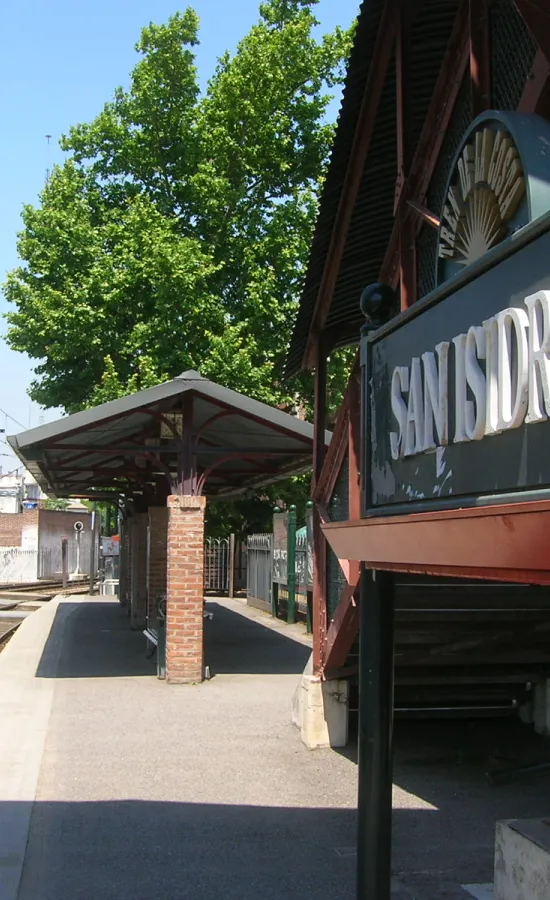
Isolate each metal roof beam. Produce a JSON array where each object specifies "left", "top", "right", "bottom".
[
  {"left": 302, "top": 0, "right": 398, "bottom": 370},
  {"left": 380, "top": 0, "right": 470, "bottom": 287},
  {"left": 514, "top": 1, "right": 550, "bottom": 65}
]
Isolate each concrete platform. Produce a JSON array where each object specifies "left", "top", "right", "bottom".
[
  {"left": 0, "top": 596, "right": 359, "bottom": 900},
  {"left": 2, "top": 594, "right": 550, "bottom": 900}
]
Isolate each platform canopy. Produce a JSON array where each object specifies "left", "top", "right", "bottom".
[{"left": 8, "top": 371, "right": 330, "bottom": 501}]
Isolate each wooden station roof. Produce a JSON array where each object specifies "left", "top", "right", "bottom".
[
  {"left": 7, "top": 371, "right": 330, "bottom": 501},
  {"left": 285, "top": 0, "right": 466, "bottom": 375}
]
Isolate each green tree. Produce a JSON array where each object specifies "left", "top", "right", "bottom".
[
  {"left": 4, "top": 2, "right": 353, "bottom": 414},
  {"left": 42, "top": 498, "right": 70, "bottom": 511}
]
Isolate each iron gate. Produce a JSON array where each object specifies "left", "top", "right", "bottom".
[
  {"left": 204, "top": 537, "right": 230, "bottom": 593},
  {"left": 246, "top": 533, "right": 273, "bottom": 612}
]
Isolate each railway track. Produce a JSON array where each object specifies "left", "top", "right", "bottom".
[
  {"left": 0, "top": 579, "right": 92, "bottom": 649},
  {"left": 0, "top": 619, "right": 20, "bottom": 651},
  {"left": 0, "top": 578, "right": 89, "bottom": 594}
]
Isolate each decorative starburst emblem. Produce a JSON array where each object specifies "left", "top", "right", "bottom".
[{"left": 439, "top": 126, "right": 525, "bottom": 267}]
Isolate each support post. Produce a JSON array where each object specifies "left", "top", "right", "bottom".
[
  {"left": 287, "top": 505, "right": 297, "bottom": 625},
  {"left": 130, "top": 512, "right": 148, "bottom": 629},
  {"left": 271, "top": 581, "right": 279, "bottom": 618},
  {"left": 312, "top": 336, "right": 328, "bottom": 671},
  {"left": 469, "top": 0, "right": 491, "bottom": 115},
  {"left": 306, "top": 500, "right": 314, "bottom": 634},
  {"left": 228, "top": 532, "right": 236, "bottom": 599},
  {"left": 148, "top": 507, "right": 168, "bottom": 628},
  {"left": 166, "top": 494, "right": 206, "bottom": 684},
  {"left": 61, "top": 539, "right": 68, "bottom": 589},
  {"left": 89, "top": 510, "right": 97, "bottom": 595},
  {"left": 356, "top": 567, "right": 395, "bottom": 900}
]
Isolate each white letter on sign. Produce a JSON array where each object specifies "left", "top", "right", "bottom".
[
  {"left": 525, "top": 290, "right": 550, "bottom": 424},
  {"left": 496, "top": 307, "right": 529, "bottom": 431},
  {"left": 483, "top": 315, "right": 500, "bottom": 435},
  {"left": 404, "top": 357, "right": 424, "bottom": 456},
  {"left": 422, "top": 342, "right": 449, "bottom": 451},
  {"left": 465, "top": 325, "right": 486, "bottom": 440},
  {"left": 390, "top": 366, "right": 409, "bottom": 460},
  {"left": 453, "top": 333, "right": 469, "bottom": 443}
]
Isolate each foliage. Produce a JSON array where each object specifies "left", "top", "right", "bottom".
[
  {"left": 205, "top": 474, "right": 311, "bottom": 538},
  {"left": 42, "top": 498, "right": 70, "bottom": 511},
  {"left": 4, "top": 2, "right": 356, "bottom": 532},
  {"left": 4, "top": 2, "right": 354, "bottom": 415}
]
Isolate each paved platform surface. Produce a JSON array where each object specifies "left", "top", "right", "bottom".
[{"left": 1, "top": 595, "right": 550, "bottom": 900}]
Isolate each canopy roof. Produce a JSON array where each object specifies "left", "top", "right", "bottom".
[
  {"left": 8, "top": 371, "right": 330, "bottom": 501},
  {"left": 285, "top": 0, "right": 466, "bottom": 374}
]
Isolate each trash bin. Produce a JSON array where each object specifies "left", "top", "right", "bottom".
[{"left": 157, "top": 595, "right": 166, "bottom": 679}]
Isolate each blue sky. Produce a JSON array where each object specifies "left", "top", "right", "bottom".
[{"left": 0, "top": 0, "right": 358, "bottom": 467}]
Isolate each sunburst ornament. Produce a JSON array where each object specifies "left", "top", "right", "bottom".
[{"left": 438, "top": 126, "right": 525, "bottom": 268}]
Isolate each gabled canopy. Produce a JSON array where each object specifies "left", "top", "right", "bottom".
[{"left": 8, "top": 371, "right": 330, "bottom": 501}]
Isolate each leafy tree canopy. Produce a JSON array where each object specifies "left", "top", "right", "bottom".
[{"left": 4, "top": 1, "right": 354, "bottom": 416}]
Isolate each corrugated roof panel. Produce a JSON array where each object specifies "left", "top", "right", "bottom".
[{"left": 285, "top": 0, "right": 462, "bottom": 374}]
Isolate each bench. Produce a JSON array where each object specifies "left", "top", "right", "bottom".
[
  {"left": 144, "top": 610, "right": 213, "bottom": 655},
  {"left": 143, "top": 627, "right": 158, "bottom": 658}
]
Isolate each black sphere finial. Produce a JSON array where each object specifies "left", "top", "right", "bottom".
[{"left": 359, "top": 282, "right": 395, "bottom": 326}]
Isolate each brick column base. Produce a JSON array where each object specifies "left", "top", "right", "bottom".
[
  {"left": 166, "top": 495, "right": 206, "bottom": 684},
  {"left": 148, "top": 507, "right": 168, "bottom": 627}
]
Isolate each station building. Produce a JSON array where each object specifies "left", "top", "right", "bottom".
[{"left": 286, "top": 0, "right": 550, "bottom": 746}]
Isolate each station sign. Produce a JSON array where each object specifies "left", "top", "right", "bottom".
[
  {"left": 101, "top": 536, "right": 119, "bottom": 557},
  {"left": 365, "top": 212, "right": 550, "bottom": 516}
]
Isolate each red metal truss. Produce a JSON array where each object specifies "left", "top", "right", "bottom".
[
  {"left": 515, "top": 1, "right": 550, "bottom": 64},
  {"left": 381, "top": 0, "right": 470, "bottom": 288},
  {"left": 469, "top": 0, "right": 491, "bottom": 116},
  {"left": 322, "top": 500, "right": 550, "bottom": 585},
  {"left": 311, "top": 0, "right": 550, "bottom": 677},
  {"left": 519, "top": 49, "right": 550, "bottom": 115}
]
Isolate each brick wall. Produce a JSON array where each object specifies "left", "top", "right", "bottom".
[
  {"left": 130, "top": 513, "right": 148, "bottom": 629},
  {"left": 148, "top": 507, "right": 168, "bottom": 627},
  {"left": 0, "top": 508, "right": 39, "bottom": 547},
  {"left": 165, "top": 495, "right": 205, "bottom": 684}
]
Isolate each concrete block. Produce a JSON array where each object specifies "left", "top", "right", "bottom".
[
  {"left": 518, "top": 698, "right": 534, "bottom": 726},
  {"left": 297, "top": 674, "right": 348, "bottom": 750},
  {"left": 495, "top": 819, "right": 550, "bottom": 900}
]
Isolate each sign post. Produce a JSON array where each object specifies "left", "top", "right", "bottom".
[{"left": 356, "top": 284, "right": 397, "bottom": 900}]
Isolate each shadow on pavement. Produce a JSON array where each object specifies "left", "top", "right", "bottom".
[
  {"left": 339, "top": 717, "right": 550, "bottom": 894},
  {"left": 13, "top": 800, "right": 357, "bottom": 900},
  {"left": 36, "top": 601, "right": 156, "bottom": 679},
  {"left": 36, "top": 599, "right": 310, "bottom": 679},
  {"left": 204, "top": 601, "right": 310, "bottom": 676}
]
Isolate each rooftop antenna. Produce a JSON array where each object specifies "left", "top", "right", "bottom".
[{"left": 45, "top": 134, "right": 52, "bottom": 184}]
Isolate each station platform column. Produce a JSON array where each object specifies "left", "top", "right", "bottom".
[
  {"left": 148, "top": 506, "right": 168, "bottom": 627},
  {"left": 165, "top": 495, "right": 206, "bottom": 684},
  {"left": 130, "top": 513, "right": 148, "bottom": 630}
]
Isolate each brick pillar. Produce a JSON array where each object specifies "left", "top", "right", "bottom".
[
  {"left": 130, "top": 513, "right": 148, "bottom": 629},
  {"left": 166, "top": 495, "right": 206, "bottom": 684},
  {"left": 125, "top": 516, "right": 135, "bottom": 618},
  {"left": 148, "top": 506, "right": 168, "bottom": 628}
]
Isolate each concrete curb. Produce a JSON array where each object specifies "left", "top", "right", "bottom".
[{"left": 0, "top": 596, "right": 66, "bottom": 900}]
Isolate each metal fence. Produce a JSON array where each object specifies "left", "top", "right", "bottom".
[
  {"left": 296, "top": 532, "right": 313, "bottom": 593},
  {"left": 246, "top": 534, "right": 272, "bottom": 612},
  {"left": 246, "top": 520, "right": 313, "bottom": 629},
  {"left": 204, "top": 537, "right": 230, "bottom": 593},
  {"left": 38, "top": 541, "right": 92, "bottom": 579}
]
